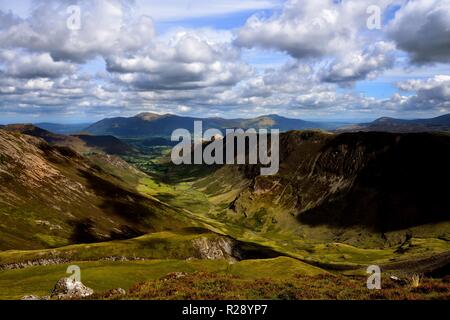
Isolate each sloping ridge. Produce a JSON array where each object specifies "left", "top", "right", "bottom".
[
  {"left": 4, "top": 124, "right": 135, "bottom": 155},
  {"left": 0, "top": 129, "right": 184, "bottom": 250}
]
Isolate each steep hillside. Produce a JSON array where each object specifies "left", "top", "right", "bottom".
[
  {"left": 85, "top": 113, "right": 329, "bottom": 138},
  {"left": 195, "top": 131, "right": 450, "bottom": 247},
  {"left": 0, "top": 129, "right": 188, "bottom": 250}
]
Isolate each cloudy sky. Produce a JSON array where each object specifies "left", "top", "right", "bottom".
[{"left": 0, "top": 0, "right": 449, "bottom": 123}]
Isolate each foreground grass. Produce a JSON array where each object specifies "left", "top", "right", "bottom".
[{"left": 0, "top": 257, "right": 325, "bottom": 300}]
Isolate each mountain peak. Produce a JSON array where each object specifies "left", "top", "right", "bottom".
[
  {"left": 135, "top": 112, "right": 166, "bottom": 121},
  {"left": 373, "top": 117, "right": 396, "bottom": 123},
  {"left": 256, "top": 114, "right": 284, "bottom": 120}
]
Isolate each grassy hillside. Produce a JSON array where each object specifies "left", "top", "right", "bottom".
[
  {"left": 103, "top": 130, "right": 450, "bottom": 268},
  {"left": 187, "top": 131, "right": 450, "bottom": 248},
  {"left": 0, "top": 129, "right": 194, "bottom": 250}
]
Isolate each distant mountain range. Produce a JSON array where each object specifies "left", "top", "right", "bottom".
[
  {"left": 5, "top": 113, "right": 449, "bottom": 141},
  {"left": 85, "top": 113, "right": 345, "bottom": 138},
  {"left": 338, "top": 114, "right": 450, "bottom": 133}
]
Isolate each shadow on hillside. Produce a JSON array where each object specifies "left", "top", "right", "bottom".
[
  {"left": 78, "top": 169, "right": 162, "bottom": 226},
  {"left": 69, "top": 218, "right": 103, "bottom": 244},
  {"left": 153, "top": 162, "right": 221, "bottom": 185},
  {"left": 297, "top": 132, "right": 450, "bottom": 232},
  {"left": 153, "top": 192, "right": 178, "bottom": 205},
  {"left": 69, "top": 218, "right": 144, "bottom": 244}
]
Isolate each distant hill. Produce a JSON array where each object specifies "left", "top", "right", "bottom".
[
  {"left": 85, "top": 113, "right": 336, "bottom": 138},
  {"left": 338, "top": 114, "right": 450, "bottom": 133},
  {"left": 4, "top": 124, "right": 65, "bottom": 143},
  {"left": 34, "top": 123, "right": 91, "bottom": 135},
  {"left": 4, "top": 124, "right": 136, "bottom": 155}
]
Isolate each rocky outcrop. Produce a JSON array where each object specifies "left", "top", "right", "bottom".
[
  {"left": 192, "top": 236, "right": 242, "bottom": 262},
  {"left": 51, "top": 278, "right": 94, "bottom": 299}
]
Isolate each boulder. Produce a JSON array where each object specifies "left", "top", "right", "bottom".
[
  {"left": 162, "top": 272, "right": 188, "bottom": 281},
  {"left": 103, "top": 288, "right": 126, "bottom": 299},
  {"left": 51, "top": 277, "right": 94, "bottom": 299},
  {"left": 192, "top": 236, "right": 241, "bottom": 262}
]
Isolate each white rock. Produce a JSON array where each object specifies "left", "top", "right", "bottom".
[{"left": 51, "top": 278, "right": 94, "bottom": 299}]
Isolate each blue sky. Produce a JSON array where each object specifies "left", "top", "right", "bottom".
[{"left": 0, "top": 0, "right": 449, "bottom": 124}]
